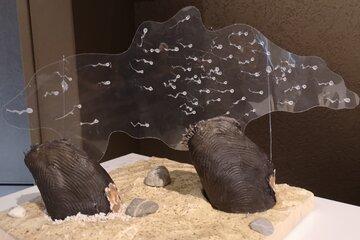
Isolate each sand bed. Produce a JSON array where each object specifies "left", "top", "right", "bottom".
[{"left": 0, "top": 157, "right": 314, "bottom": 240}]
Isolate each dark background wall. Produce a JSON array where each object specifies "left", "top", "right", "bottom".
[{"left": 72, "top": 0, "right": 360, "bottom": 206}]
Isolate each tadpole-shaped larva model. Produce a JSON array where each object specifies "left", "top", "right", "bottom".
[
  {"left": 184, "top": 116, "right": 276, "bottom": 213},
  {"left": 25, "top": 139, "right": 121, "bottom": 220}
]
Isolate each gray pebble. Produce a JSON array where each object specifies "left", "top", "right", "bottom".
[
  {"left": 144, "top": 165, "right": 171, "bottom": 187},
  {"left": 249, "top": 218, "right": 274, "bottom": 236},
  {"left": 125, "top": 198, "right": 159, "bottom": 217}
]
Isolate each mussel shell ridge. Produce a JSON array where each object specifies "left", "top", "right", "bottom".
[
  {"left": 25, "top": 139, "right": 114, "bottom": 220},
  {"left": 187, "top": 117, "right": 276, "bottom": 213}
]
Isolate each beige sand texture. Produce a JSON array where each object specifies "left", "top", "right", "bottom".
[{"left": 0, "top": 157, "right": 314, "bottom": 240}]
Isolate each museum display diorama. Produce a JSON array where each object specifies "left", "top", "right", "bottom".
[{"left": 0, "top": 6, "right": 358, "bottom": 240}]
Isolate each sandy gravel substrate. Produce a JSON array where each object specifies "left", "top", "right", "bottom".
[{"left": 0, "top": 157, "right": 314, "bottom": 240}]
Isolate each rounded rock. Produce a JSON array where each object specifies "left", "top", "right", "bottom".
[
  {"left": 125, "top": 198, "right": 159, "bottom": 217},
  {"left": 144, "top": 166, "right": 171, "bottom": 187},
  {"left": 249, "top": 218, "right": 274, "bottom": 236}
]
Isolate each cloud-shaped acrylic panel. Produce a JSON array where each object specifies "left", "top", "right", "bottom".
[{"left": 2, "top": 6, "right": 359, "bottom": 162}]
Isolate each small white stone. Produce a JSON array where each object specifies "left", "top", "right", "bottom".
[{"left": 8, "top": 206, "right": 26, "bottom": 218}]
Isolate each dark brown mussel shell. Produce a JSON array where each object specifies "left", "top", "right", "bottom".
[
  {"left": 185, "top": 116, "right": 276, "bottom": 213},
  {"left": 25, "top": 139, "right": 115, "bottom": 220}
]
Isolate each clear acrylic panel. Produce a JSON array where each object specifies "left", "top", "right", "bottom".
[{"left": 2, "top": 6, "right": 359, "bottom": 162}]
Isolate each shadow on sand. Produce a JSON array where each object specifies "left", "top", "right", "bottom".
[{"left": 164, "top": 170, "right": 208, "bottom": 202}]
